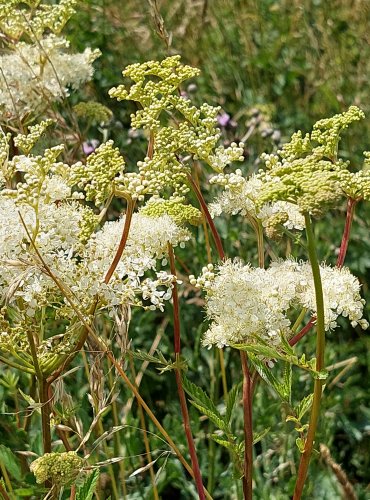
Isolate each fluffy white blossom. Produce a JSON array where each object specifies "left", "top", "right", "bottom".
[
  {"left": 297, "top": 263, "right": 369, "bottom": 330},
  {"left": 209, "top": 170, "right": 305, "bottom": 231},
  {"left": 0, "top": 35, "right": 100, "bottom": 117},
  {"left": 0, "top": 193, "right": 190, "bottom": 317},
  {"left": 191, "top": 259, "right": 368, "bottom": 349}
]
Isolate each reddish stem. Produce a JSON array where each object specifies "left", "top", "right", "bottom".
[
  {"left": 336, "top": 198, "right": 357, "bottom": 268},
  {"left": 241, "top": 351, "right": 253, "bottom": 500},
  {"left": 168, "top": 243, "right": 206, "bottom": 500},
  {"left": 289, "top": 318, "right": 316, "bottom": 347},
  {"left": 104, "top": 197, "right": 136, "bottom": 283},
  {"left": 187, "top": 174, "right": 226, "bottom": 261}
]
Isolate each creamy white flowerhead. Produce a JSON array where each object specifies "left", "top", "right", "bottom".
[
  {"left": 190, "top": 259, "right": 368, "bottom": 349},
  {"left": 0, "top": 193, "right": 190, "bottom": 317},
  {"left": 209, "top": 171, "right": 305, "bottom": 231},
  {"left": 0, "top": 35, "right": 100, "bottom": 117}
]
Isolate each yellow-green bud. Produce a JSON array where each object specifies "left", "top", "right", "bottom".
[{"left": 30, "top": 451, "right": 83, "bottom": 485}]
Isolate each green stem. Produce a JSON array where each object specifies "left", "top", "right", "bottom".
[
  {"left": 293, "top": 213, "right": 326, "bottom": 499},
  {"left": 25, "top": 329, "right": 52, "bottom": 457},
  {"left": 218, "top": 349, "right": 228, "bottom": 400},
  {"left": 0, "top": 462, "right": 12, "bottom": 498},
  {"left": 291, "top": 308, "right": 307, "bottom": 333},
  {"left": 256, "top": 221, "right": 264, "bottom": 269}
]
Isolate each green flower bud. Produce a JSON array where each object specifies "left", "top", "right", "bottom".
[{"left": 30, "top": 451, "right": 83, "bottom": 485}]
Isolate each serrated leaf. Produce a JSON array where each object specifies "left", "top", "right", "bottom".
[
  {"left": 225, "top": 383, "right": 241, "bottom": 424},
  {"left": 182, "top": 376, "right": 221, "bottom": 420},
  {"left": 0, "top": 445, "right": 22, "bottom": 481},
  {"left": 237, "top": 427, "right": 271, "bottom": 451},
  {"left": 130, "top": 350, "right": 187, "bottom": 374},
  {"left": 252, "top": 427, "right": 270, "bottom": 445},
  {"left": 286, "top": 415, "right": 300, "bottom": 424},
  {"left": 18, "top": 389, "right": 42, "bottom": 414},
  {"left": 211, "top": 434, "right": 237, "bottom": 452},
  {"left": 230, "top": 341, "right": 281, "bottom": 360},
  {"left": 295, "top": 393, "right": 314, "bottom": 421},
  {"left": 157, "top": 358, "right": 187, "bottom": 374},
  {"left": 231, "top": 338, "right": 326, "bottom": 379},
  {"left": 189, "top": 401, "right": 229, "bottom": 432},
  {"left": 248, "top": 356, "right": 288, "bottom": 402},
  {"left": 293, "top": 424, "right": 309, "bottom": 433},
  {"left": 76, "top": 469, "right": 99, "bottom": 500},
  {"left": 130, "top": 350, "right": 167, "bottom": 366}
]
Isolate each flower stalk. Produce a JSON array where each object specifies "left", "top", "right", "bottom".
[
  {"left": 336, "top": 198, "right": 357, "bottom": 268},
  {"left": 187, "top": 173, "right": 225, "bottom": 261},
  {"left": 293, "top": 213, "right": 326, "bottom": 499},
  {"left": 168, "top": 242, "right": 206, "bottom": 500},
  {"left": 240, "top": 351, "right": 253, "bottom": 500}
]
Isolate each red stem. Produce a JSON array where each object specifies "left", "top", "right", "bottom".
[
  {"left": 104, "top": 197, "right": 136, "bottom": 283},
  {"left": 241, "top": 351, "right": 253, "bottom": 500},
  {"left": 289, "top": 318, "right": 316, "bottom": 347},
  {"left": 168, "top": 243, "right": 206, "bottom": 500},
  {"left": 187, "top": 174, "right": 226, "bottom": 261},
  {"left": 336, "top": 198, "right": 357, "bottom": 269}
]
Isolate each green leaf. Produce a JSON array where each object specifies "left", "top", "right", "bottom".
[
  {"left": 182, "top": 376, "right": 228, "bottom": 432},
  {"left": 295, "top": 393, "right": 314, "bottom": 421},
  {"left": 248, "top": 356, "right": 288, "bottom": 403},
  {"left": 13, "top": 489, "right": 37, "bottom": 497},
  {"left": 130, "top": 350, "right": 187, "bottom": 374},
  {"left": 296, "top": 437, "right": 305, "bottom": 453},
  {"left": 189, "top": 401, "right": 229, "bottom": 433},
  {"left": 76, "top": 469, "right": 99, "bottom": 500},
  {"left": 211, "top": 434, "right": 237, "bottom": 453},
  {"left": 231, "top": 336, "right": 328, "bottom": 379},
  {"left": 0, "top": 445, "right": 22, "bottom": 481},
  {"left": 252, "top": 427, "right": 271, "bottom": 445},
  {"left": 130, "top": 349, "right": 167, "bottom": 366},
  {"left": 225, "top": 383, "right": 241, "bottom": 425}
]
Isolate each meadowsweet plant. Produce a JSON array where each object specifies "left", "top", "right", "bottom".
[
  {"left": 0, "top": 48, "right": 369, "bottom": 500},
  {"left": 189, "top": 104, "right": 370, "bottom": 499}
]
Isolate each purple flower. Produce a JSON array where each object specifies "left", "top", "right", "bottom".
[
  {"left": 82, "top": 139, "right": 99, "bottom": 156},
  {"left": 217, "top": 111, "right": 231, "bottom": 127}
]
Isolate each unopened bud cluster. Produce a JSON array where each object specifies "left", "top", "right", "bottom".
[{"left": 30, "top": 451, "right": 83, "bottom": 485}]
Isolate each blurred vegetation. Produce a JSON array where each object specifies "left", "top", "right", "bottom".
[{"left": 1, "top": 0, "right": 370, "bottom": 498}]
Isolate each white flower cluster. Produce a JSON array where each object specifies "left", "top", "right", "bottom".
[
  {"left": 190, "top": 260, "right": 368, "bottom": 349},
  {"left": 0, "top": 35, "right": 100, "bottom": 117},
  {"left": 209, "top": 170, "right": 305, "bottom": 231},
  {"left": 0, "top": 195, "right": 190, "bottom": 317}
]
